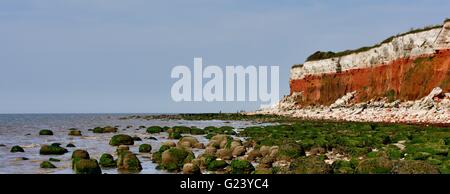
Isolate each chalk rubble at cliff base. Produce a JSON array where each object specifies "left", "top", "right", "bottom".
[{"left": 254, "top": 87, "right": 450, "bottom": 124}]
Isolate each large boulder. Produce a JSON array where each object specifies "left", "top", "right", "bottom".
[
  {"left": 417, "top": 87, "right": 443, "bottom": 108},
  {"left": 10, "top": 145, "right": 24, "bottom": 153},
  {"left": 330, "top": 91, "right": 356, "bottom": 109},
  {"left": 161, "top": 147, "right": 195, "bottom": 171},
  {"left": 71, "top": 150, "right": 90, "bottom": 160},
  {"left": 177, "top": 136, "right": 204, "bottom": 149},
  {"left": 258, "top": 156, "right": 275, "bottom": 168},
  {"left": 232, "top": 146, "right": 246, "bottom": 157},
  {"left": 151, "top": 144, "right": 173, "bottom": 163},
  {"left": 73, "top": 159, "right": 102, "bottom": 174},
  {"left": 117, "top": 151, "right": 142, "bottom": 171},
  {"left": 139, "top": 144, "right": 152, "bottom": 153},
  {"left": 39, "top": 129, "right": 53, "bottom": 136},
  {"left": 204, "top": 147, "right": 217, "bottom": 156},
  {"left": 109, "top": 134, "right": 134, "bottom": 146},
  {"left": 39, "top": 144, "right": 68, "bottom": 155},
  {"left": 99, "top": 153, "right": 116, "bottom": 168},
  {"left": 269, "top": 146, "right": 279, "bottom": 157},
  {"left": 208, "top": 135, "right": 231, "bottom": 149},
  {"left": 216, "top": 148, "right": 233, "bottom": 160},
  {"left": 230, "top": 159, "right": 255, "bottom": 174},
  {"left": 259, "top": 146, "right": 271, "bottom": 157},
  {"left": 247, "top": 149, "right": 262, "bottom": 161},
  {"left": 71, "top": 149, "right": 91, "bottom": 169},
  {"left": 182, "top": 163, "right": 201, "bottom": 174},
  {"left": 116, "top": 145, "right": 130, "bottom": 156},
  {"left": 229, "top": 140, "right": 243, "bottom": 151}
]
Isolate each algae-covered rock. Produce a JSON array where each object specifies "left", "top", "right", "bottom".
[
  {"left": 216, "top": 148, "right": 233, "bottom": 160},
  {"left": 40, "top": 161, "right": 56, "bottom": 168},
  {"left": 204, "top": 146, "right": 217, "bottom": 156},
  {"left": 168, "top": 131, "right": 182, "bottom": 139},
  {"left": 68, "top": 130, "right": 82, "bottom": 136},
  {"left": 182, "top": 163, "right": 201, "bottom": 174},
  {"left": 139, "top": 144, "right": 152, "bottom": 153},
  {"left": 132, "top": 136, "right": 142, "bottom": 141},
  {"left": 93, "top": 126, "right": 118, "bottom": 133},
  {"left": 230, "top": 159, "right": 255, "bottom": 174},
  {"left": 73, "top": 159, "right": 102, "bottom": 174},
  {"left": 279, "top": 143, "right": 305, "bottom": 159},
  {"left": 39, "top": 129, "right": 53, "bottom": 136},
  {"left": 207, "top": 159, "right": 228, "bottom": 171},
  {"left": 49, "top": 158, "right": 61, "bottom": 162},
  {"left": 117, "top": 151, "right": 142, "bottom": 171},
  {"left": 161, "top": 147, "right": 195, "bottom": 171},
  {"left": 189, "top": 127, "right": 205, "bottom": 135},
  {"left": 177, "top": 136, "right": 203, "bottom": 149},
  {"left": 66, "top": 143, "right": 76, "bottom": 148},
  {"left": 207, "top": 134, "right": 231, "bottom": 149},
  {"left": 10, "top": 145, "right": 24, "bottom": 153},
  {"left": 146, "top": 126, "right": 163, "bottom": 134},
  {"left": 39, "top": 144, "right": 68, "bottom": 155},
  {"left": 232, "top": 146, "right": 246, "bottom": 157},
  {"left": 109, "top": 134, "right": 134, "bottom": 146},
  {"left": 116, "top": 145, "right": 130, "bottom": 156},
  {"left": 99, "top": 153, "right": 116, "bottom": 168},
  {"left": 71, "top": 149, "right": 90, "bottom": 160}
]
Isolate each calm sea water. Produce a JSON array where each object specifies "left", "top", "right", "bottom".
[{"left": 0, "top": 114, "right": 261, "bottom": 174}]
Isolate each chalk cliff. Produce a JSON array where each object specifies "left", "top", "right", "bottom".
[
  {"left": 253, "top": 20, "right": 450, "bottom": 124},
  {"left": 290, "top": 20, "right": 450, "bottom": 106}
]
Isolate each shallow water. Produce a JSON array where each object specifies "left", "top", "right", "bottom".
[{"left": 0, "top": 114, "right": 263, "bottom": 174}]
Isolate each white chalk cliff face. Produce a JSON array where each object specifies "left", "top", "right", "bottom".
[
  {"left": 291, "top": 21, "right": 450, "bottom": 80},
  {"left": 253, "top": 20, "right": 450, "bottom": 124}
]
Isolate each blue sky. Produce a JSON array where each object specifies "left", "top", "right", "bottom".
[{"left": 0, "top": 0, "right": 449, "bottom": 113}]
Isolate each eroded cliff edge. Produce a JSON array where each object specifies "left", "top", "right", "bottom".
[{"left": 255, "top": 19, "right": 450, "bottom": 124}]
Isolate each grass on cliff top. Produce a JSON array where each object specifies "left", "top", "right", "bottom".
[{"left": 304, "top": 24, "right": 442, "bottom": 62}]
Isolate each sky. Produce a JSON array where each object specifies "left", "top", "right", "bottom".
[{"left": 0, "top": 0, "right": 449, "bottom": 113}]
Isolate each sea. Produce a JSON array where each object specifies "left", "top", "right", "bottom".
[{"left": 0, "top": 113, "right": 261, "bottom": 174}]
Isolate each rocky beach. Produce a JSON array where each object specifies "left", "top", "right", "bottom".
[
  {"left": 254, "top": 86, "right": 450, "bottom": 124},
  {"left": 2, "top": 113, "right": 450, "bottom": 174}
]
